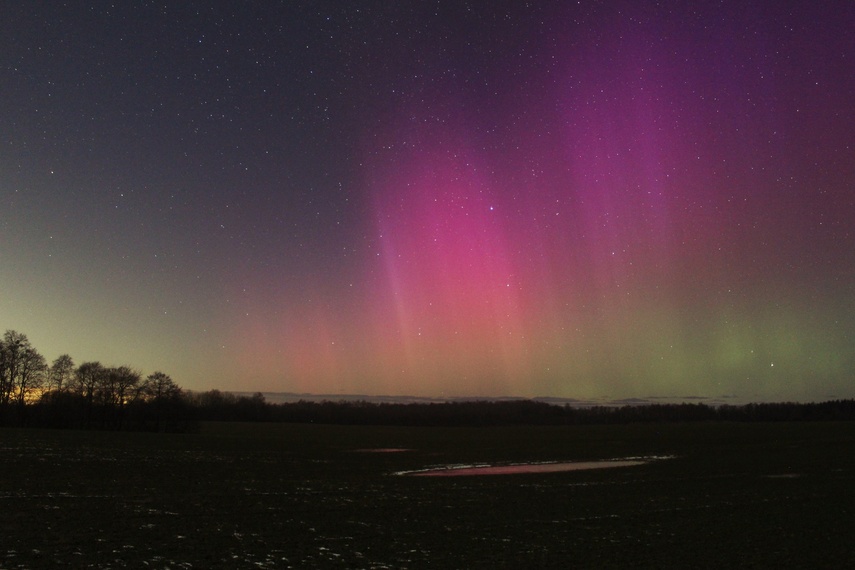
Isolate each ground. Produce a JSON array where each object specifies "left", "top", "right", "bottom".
[{"left": 1, "top": 421, "right": 854, "bottom": 568}]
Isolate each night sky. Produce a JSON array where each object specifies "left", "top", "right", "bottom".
[{"left": 2, "top": 2, "right": 853, "bottom": 402}]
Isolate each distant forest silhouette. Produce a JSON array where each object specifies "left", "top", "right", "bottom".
[
  {"left": 2, "top": 329, "right": 854, "bottom": 431},
  {"left": 0, "top": 330, "right": 187, "bottom": 431}
]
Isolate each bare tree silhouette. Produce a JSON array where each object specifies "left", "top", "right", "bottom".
[
  {"left": 0, "top": 330, "right": 47, "bottom": 424},
  {"left": 141, "top": 371, "right": 182, "bottom": 431},
  {"left": 73, "top": 361, "right": 106, "bottom": 427},
  {"left": 48, "top": 354, "right": 75, "bottom": 393}
]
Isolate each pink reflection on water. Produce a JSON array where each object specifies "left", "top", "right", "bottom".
[{"left": 407, "top": 460, "right": 647, "bottom": 477}]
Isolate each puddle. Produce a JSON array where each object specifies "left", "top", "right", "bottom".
[{"left": 397, "top": 458, "right": 659, "bottom": 477}]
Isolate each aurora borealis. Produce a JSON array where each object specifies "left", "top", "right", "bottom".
[{"left": 2, "top": 2, "right": 853, "bottom": 401}]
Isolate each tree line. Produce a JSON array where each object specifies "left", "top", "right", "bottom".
[
  {"left": 182, "top": 396, "right": 855, "bottom": 425},
  {"left": 0, "top": 330, "right": 188, "bottom": 431},
  {"left": 3, "top": 329, "right": 855, "bottom": 430}
]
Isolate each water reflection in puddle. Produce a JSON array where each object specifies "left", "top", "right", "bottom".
[{"left": 397, "top": 458, "right": 663, "bottom": 477}]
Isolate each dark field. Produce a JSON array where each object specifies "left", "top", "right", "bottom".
[{"left": 2, "top": 421, "right": 854, "bottom": 569}]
